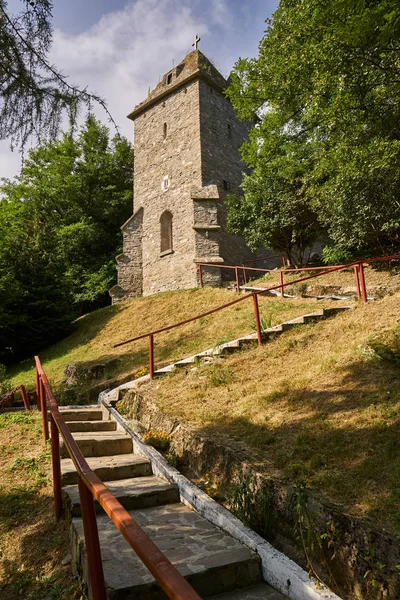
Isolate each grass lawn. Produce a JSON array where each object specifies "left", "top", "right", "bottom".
[
  {"left": 143, "top": 292, "right": 400, "bottom": 535},
  {"left": 9, "top": 287, "right": 346, "bottom": 396},
  {"left": 0, "top": 411, "right": 86, "bottom": 600}
]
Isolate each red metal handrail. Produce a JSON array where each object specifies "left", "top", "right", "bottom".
[
  {"left": 35, "top": 356, "right": 202, "bottom": 600},
  {"left": 115, "top": 253, "right": 400, "bottom": 378}
]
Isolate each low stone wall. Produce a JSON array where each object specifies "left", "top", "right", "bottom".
[{"left": 118, "top": 389, "right": 400, "bottom": 600}]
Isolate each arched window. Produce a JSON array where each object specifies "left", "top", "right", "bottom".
[{"left": 160, "top": 211, "right": 173, "bottom": 254}]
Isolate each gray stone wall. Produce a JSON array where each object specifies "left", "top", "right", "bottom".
[
  {"left": 133, "top": 80, "right": 202, "bottom": 295},
  {"left": 198, "top": 81, "right": 254, "bottom": 270},
  {"left": 110, "top": 208, "right": 143, "bottom": 303}
]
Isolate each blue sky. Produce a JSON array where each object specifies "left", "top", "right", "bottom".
[{"left": 1, "top": 0, "right": 278, "bottom": 179}]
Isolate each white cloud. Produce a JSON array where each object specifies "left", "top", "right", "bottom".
[
  {"left": 0, "top": 0, "right": 254, "bottom": 180},
  {"left": 48, "top": 0, "right": 226, "bottom": 138}
]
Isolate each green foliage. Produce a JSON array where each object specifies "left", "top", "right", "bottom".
[
  {"left": 0, "top": 362, "right": 12, "bottom": 392},
  {"left": 143, "top": 430, "right": 171, "bottom": 452},
  {"left": 366, "top": 325, "right": 400, "bottom": 364},
  {"left": 228, "top": 475, "right": 273, "bottom": 539},
  {"left": 0, "top": 116, "right": 133, "bottom": 362},
  {"left": 226, "top": 0, "right": 400, "bottom": 259}
]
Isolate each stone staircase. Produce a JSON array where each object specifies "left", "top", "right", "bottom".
[
  {"left": 153, "top": 306, "right": 351, "bottom": 377},
  {"left": 60, "top": 407, "right": 286, "bottom": 600}
]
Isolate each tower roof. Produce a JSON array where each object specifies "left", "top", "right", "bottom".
[{"left": 127, "top": 50, "right": 228, "bottom": 121}]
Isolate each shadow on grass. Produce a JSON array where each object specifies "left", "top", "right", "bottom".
[
  {"left": 194, "top": 358, "right": 400, "bottom": 530},
  {"left": 9, "top": 302, "right": 132, "bottom": 384},
  {"left": 0, "top": 487, "right": 85, "bottom": 600}
]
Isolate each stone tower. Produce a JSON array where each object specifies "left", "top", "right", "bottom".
[{"left": 109, "top": 49, "right": 254, "bottom": 303}]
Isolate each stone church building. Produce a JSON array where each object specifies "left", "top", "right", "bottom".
[{"left": 109, "top": 47, "right": 261, "bottom": 303}]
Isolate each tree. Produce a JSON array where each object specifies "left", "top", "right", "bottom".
[
  {"left": 226, "top": 0, "right": 400, "bottom": 259},
  {"left": 0, "top": 0, "right": 116, "bottom": 148},
  {"left": 0, "top": 116, "right": 133, "bottom": 362}
]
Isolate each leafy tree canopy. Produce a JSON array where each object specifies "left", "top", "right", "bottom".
[
  {"left": 226, "top": 0, "right": 400, "bottom": 260},
  {"left": 0, "top": 116, "right": 133, "bottom": 362}
]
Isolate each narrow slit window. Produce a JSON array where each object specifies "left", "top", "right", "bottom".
[
  {"left": 163, "top": 122, "right": 167, "bottom": 139},
  {"left": 227, "top": 123, "right": 232, "bottom": 139},
  {"left": 160, "top": 211, "right": 173, "bottom": 253},
  {"left": 167, "top": 73, "right": 172, "bottom": 84}
]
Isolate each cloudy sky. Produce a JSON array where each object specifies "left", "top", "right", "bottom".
[{"left": 1, "top": 0, "right": 278, "bottom": 181}]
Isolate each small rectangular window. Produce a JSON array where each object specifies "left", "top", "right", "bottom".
[
  {"left": 223, "top": 180, "right": 231, "bottom": 191},
  {"left": 227, "top": 123, "right": 232, "bottom": 139},
  {"left": 167, "top": 73, "right": 172, "bottom": 84}
]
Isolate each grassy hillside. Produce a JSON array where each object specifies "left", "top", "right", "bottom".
[
  {"left": 144, "top": 291, "right": 400, "bottom": 534},
  {"left": 7, "top": 284, "right": 400, "bottom": 532},
  {"left": 9, "top": 287, "right": 343, "bottom": 394},
  {"left": 0, "top": 411, "right": 86, "bottom": 599}
]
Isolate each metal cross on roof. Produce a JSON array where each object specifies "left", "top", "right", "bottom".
[{"left": 192, "top": 34, "right": 201, "bottom": 50}]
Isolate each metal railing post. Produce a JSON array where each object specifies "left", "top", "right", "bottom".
[
  {"left": 78, "top": 478, "right": 107, "bottom": 600},
  {"left": 235, "top": 266, "right": 240, "bottom": 293},
  {"left": 20, "top": 385, "right": 31, "bottom": 410},
  {"left": 252, "top": 293, "right": 263, "bottom": 346},
  {"left": 36, "top": 369, "right": 41, "bottom": 412},
  {"left": 279, "top": 271, "right": 284, "bottom": 297},
  {"left": 40, "top": 378, "right": 49, "bottom": 442},
  {"left": 50, "top": 414, "right": 63, "bottom": 520},
  {"left": 198, "top": 265, "right": 203, "bottom": 288},
  {"left": 353, "top": 265, "right": 361, "bottom": 299},
  {"left": 149, "top": 334, "right": 154, "bottom": 380},
  {"left": 242, "top": 265, "right": 247, "bottom": 285},
  {"left": 359, "top": 262, "right": 368, "bottom": 303}
]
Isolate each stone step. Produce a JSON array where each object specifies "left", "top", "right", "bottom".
[
  {"left": 71, "top": 503, "right": 262, "bottom": 599},
  {"left": 64, "top": 476, "right": 180, "bottom": 516},
  {"left": 61, "top": 454, "right": 153, "bottom": 486},
  {"left": 207, "top": 583, "right": 286, "bottom": 599},
  {"left": 66, "top": 420, "right": 116, "bottom": 433},
  {"left": 60, "top": 431, "right": 133, "bottom": 459},
  {"left": 57, "top": 407, "right": 104, "bottom": 421}
]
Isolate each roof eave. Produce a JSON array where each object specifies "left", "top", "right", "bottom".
[{"left": 127, "top": 71, "right": 227, "bottom": 121}]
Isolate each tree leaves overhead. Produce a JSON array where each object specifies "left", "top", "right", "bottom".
[
  {"left": 226, "top": 0, "right": 400, "bottom": 259},
  {"left": 0, "top": 0, "right": 117, "bottom": 148}
]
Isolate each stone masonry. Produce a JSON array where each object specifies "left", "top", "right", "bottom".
[{"left": 110, "top": 49, "right": 262, "bottom": 302}]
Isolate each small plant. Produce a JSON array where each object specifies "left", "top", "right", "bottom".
[
  {"left": 209, "top": 364, "right": 232, "bottom": 386},
  {"left": 134, "top": 367, "right": 148, "bottom": 379},
  {"left": 228, "top": 475, "right": 273, "bottom": 539},
  {"left": 197, "top": 473, "right": 223, "bottom": 501},
  {"left": 143, "top": 429, "right": 171, "bottom": 452},
  {"left": 252, "top": 312, "right": 273, "bottom": 331},
  {"left": 0, "top": 363, "right": 12, "bottom": 394}
]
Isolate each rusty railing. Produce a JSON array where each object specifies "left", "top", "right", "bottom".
[
  {"left": 115, "top": 254, "right": 400, "bottom": 378},
  {"left": 35, "top": 356, "right": 202, "bottom": 600},
  {"left": 198, "top": 254, "right": 400, "bottom": 300}
]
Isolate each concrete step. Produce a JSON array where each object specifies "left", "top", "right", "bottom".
[
  {"left": 207, "top": 583, "right": 286, "bottom": 599},
  {"left": 58, "top": 407, "right": 104, "bottom": 421},
  {"left": 71, "top": 503, "right": 262, "bottom": 599},
  {"left": 66, "top": 420, "right": 116, "bottom": 433},
  {"left": 60, "top": 431, "right": 133, "bottom": 459},
  {"left": 64, "top": 476, "right": 180, "bottom": 516},
  {"left": 61, "top": 453, "right": 153, "bottom": 486}
]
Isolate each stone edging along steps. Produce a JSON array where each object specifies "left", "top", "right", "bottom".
[
  {"left": 58, "top": 308, "right": 354, "bottom": 600},
  {"left": 59, "top": 401, "right": 340, "bottom": 600},
  {"left": 111, "top": 306, "right": 352, "bottom": 384}
]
